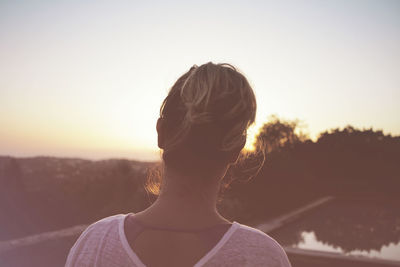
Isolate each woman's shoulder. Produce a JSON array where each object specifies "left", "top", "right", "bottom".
[
  {"left": 72, "top": 214, "right": 121, "bottom": 239},
  {"left": 65, "top": 214, "right": 130, "bottom": 267},
  {"left": 76, "top": 213, "right": 128, "bottom": 243},
  {"left": 231, "top": 222, "right": 292, "bottom": 266},
  {"left": 88, "top": 214, "right": 126, "bottom": 229},
  {"left": 71, "top": 213, "right": 126, "bottom": 246},
  {"left": 235, "top": 222, "right": 279, "bottom": 243}
]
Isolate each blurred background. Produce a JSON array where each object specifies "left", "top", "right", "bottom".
[{"left": 0, "top": 0, "right": 399, "bottom": 266}]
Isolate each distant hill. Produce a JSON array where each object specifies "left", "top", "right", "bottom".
[
  {"left": 0, "top": 156, "right": 156, "bottom": 241},
  {"left": 2, "top": 120, "right": 399, "bottom": 240}
]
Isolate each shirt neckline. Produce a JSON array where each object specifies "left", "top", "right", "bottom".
[{"left": 118, "top": 213, "right": 240, "bottom": 267}]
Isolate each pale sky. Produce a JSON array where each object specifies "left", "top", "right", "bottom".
[{"left": 1, "top": 0, "right": 399, "bottom": 161}]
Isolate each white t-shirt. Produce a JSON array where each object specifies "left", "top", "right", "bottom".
[{"left": 65, "top": 213, "right": 292, "bottom": 267}]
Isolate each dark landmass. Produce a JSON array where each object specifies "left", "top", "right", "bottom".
[{"left": 1, "top": 117, "right": 399, "bottom": 243}]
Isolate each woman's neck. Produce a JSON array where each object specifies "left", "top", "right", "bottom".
[{"left": 135, "top": 166, "right": 230, "bottom": 227}]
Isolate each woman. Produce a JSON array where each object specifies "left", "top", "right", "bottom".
[{"left": 66, "top": 62, "right": 292, "bottom": 267}]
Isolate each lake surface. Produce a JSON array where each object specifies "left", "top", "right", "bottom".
[{"left": 269, "top": 197, "right": 400, "bottom": 262}]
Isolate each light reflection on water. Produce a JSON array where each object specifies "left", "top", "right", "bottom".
[
  {"left": 293, "top": 231, "right": 400, "bottom": 261},
  {"left": 270, "top": 198, "right": 400, "bottom": 262}
]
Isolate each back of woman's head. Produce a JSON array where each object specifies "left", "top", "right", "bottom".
[{"left": 158, "top": 62, "right": 256, "bottom": 180}]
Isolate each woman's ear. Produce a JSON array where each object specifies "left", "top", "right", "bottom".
[{"left": 156, "top": 117, "right": 165, "bottom": 149}]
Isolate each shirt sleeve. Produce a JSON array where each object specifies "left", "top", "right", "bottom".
[
  {"left": 236, "top": 226, "right": 292, "bottom": 267},
  {"left": 272, "top": 243, "right": 292, "bottom": 267},
  {"left": 65, "top": 215, "right": 131, "bottom": 267},
  {"left": 65, "top": 223, "right": 99, "bottom": 267}
]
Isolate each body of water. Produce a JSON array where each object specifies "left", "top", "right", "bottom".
[{"left": 270, "top": 197, "right": 400, "bottom": 263}]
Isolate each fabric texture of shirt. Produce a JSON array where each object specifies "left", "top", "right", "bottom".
[{"left": 65, "top": 213, "right": 292, "bottom": 267}]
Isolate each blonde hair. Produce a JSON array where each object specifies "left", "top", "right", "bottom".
[
  {"left": 146, "top": 62, "right": 257, "bottom": 195},
  {"left": 160, "top": 62, "right": 256, "bottom": 153}
]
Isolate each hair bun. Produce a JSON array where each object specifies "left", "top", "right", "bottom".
[{"left": 160, "top": 62, "right": 256, "bottom": 154}]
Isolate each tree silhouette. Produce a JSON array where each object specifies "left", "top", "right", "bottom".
[
  {"left": 254, "top": 115, "right": 309, "bottom": 154},
  {"left": 224, "top": 117, "right": 400, "bottom": 223}
]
